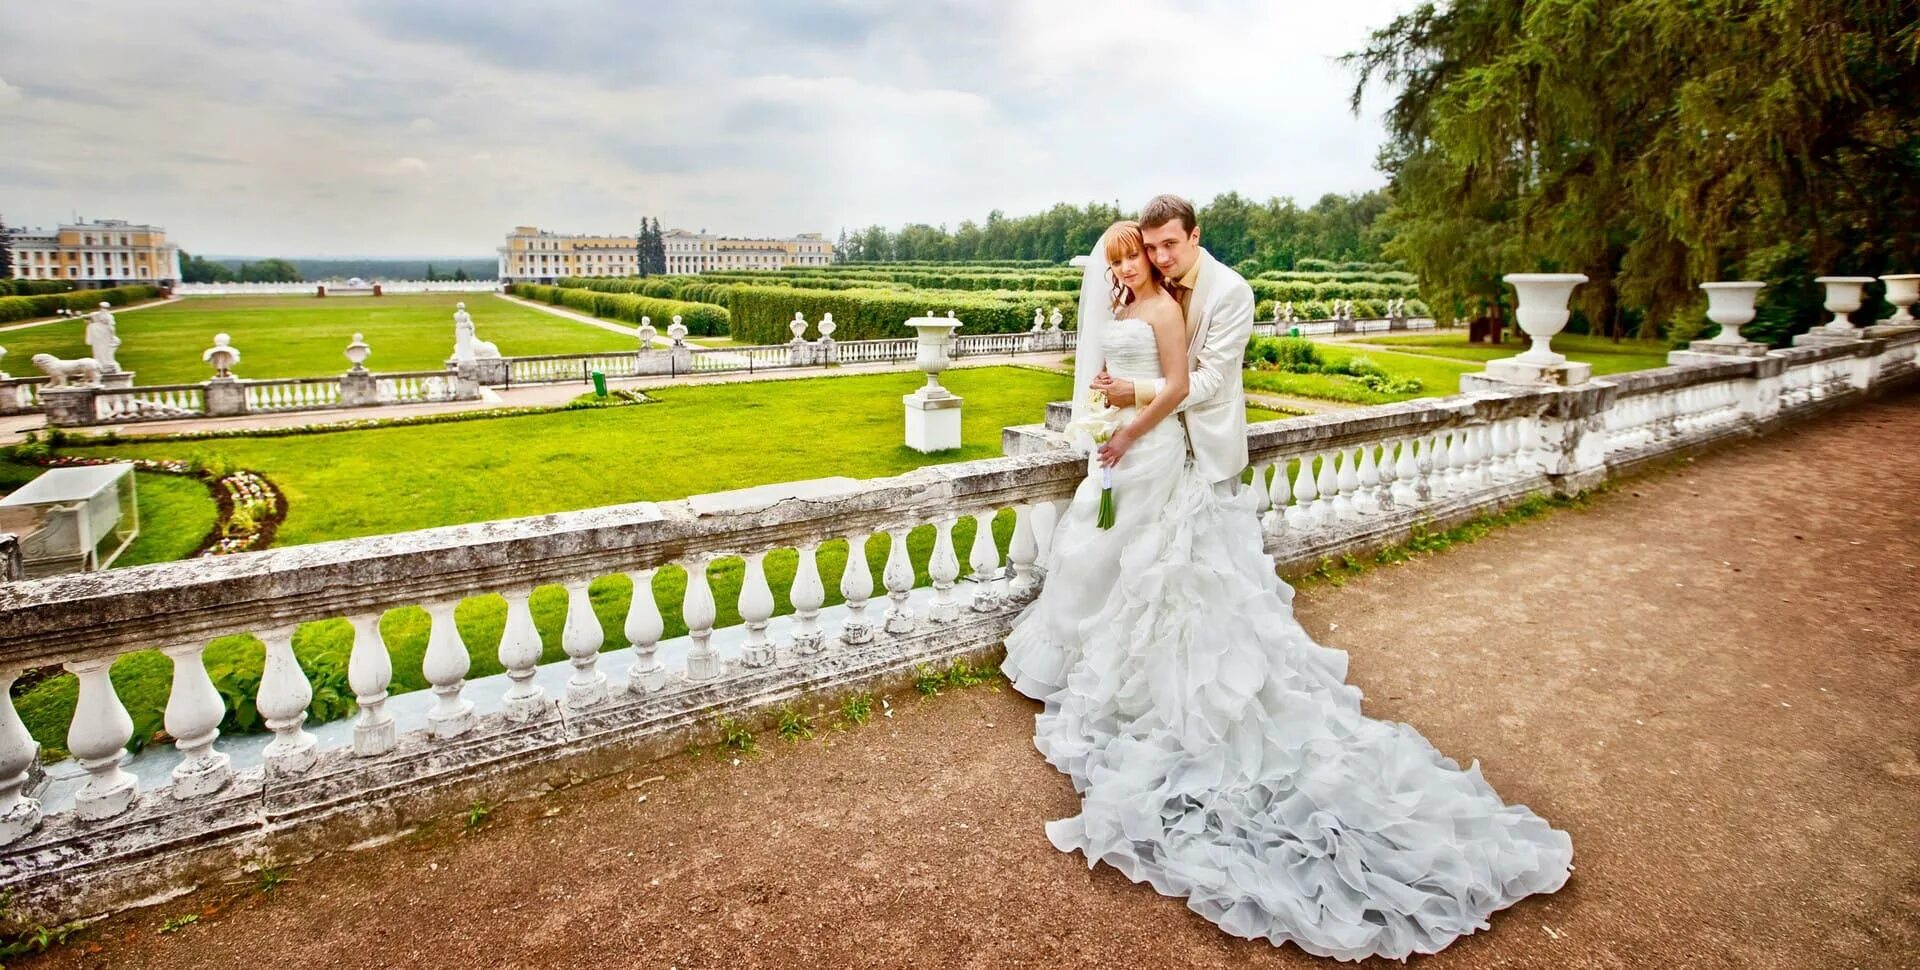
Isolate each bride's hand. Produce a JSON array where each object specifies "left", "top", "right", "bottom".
[{"left": 1097, "top": 430, "right": 1136, "bottom": 467}]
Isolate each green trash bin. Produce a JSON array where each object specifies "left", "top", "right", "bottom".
[
  {"left": 1288, "top": 326, "right": 1301, "bottom": 337},
  {"left": 590, "top": 370, "right": 607, "bottom": 398}
]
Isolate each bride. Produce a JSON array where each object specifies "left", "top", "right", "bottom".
[{"left": 1002, "top": 220, "right": 1574, "bottom": 962}]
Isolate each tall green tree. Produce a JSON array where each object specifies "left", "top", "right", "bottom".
[
  {"left": 0, "top": 213, "right": 12, "bottom": 280},
  {"left": 649, "top": 218, "right": 667, "bottom": 275},
  {"left": 1349, "top": 0, "right": 1920, "bottom": 342}
]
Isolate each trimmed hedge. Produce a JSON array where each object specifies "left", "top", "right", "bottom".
[
  {"left": 728, "top": 285, "right": 1078, "bottom": 343},
  {"left": 507, "top": 283, "right": 731, "bottom": 336},
  {"left": 1255, "top": 298, "right": 1432, "bottom": 321},
  {"left": 0, "top": 285, "right": 163, "bottom": 324},
  {"left": 0, "top": 279, "right": 75, "bottom": 297},
  {"left": 1257, "top": 270, "right": 1420, "bottom": 285},
  {"left": 1248, "top": 279, "right": 1422, "bottom": 303}
]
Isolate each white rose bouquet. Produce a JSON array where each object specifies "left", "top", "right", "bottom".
[{"left": 1063, "top": 389, "right": 1122, "bottom": 529}]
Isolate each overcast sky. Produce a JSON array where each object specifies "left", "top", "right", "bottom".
[{"left": 0, "top": 1, "right": 1413, "bottom": 258}]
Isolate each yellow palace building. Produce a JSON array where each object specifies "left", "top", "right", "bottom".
[
  {"left": 498, "top": 226, "right": 833, "bottom": 284},
  {"left": 5, "top": 219, "right": 183, "bottom": 287}
]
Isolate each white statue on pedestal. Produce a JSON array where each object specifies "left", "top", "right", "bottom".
[
  {"left": 202, "top": 333, "right": 241, "bottom": 379},
  {"left": 32, "top": 353, "right": 101, "bottom": 387},
  {"left": 452, "top": 302, "right": 500, "bottom": 362},
  {"left": 668, "top": 315, "right": 688, "bottom": 346},
  {"left": 789, "top": 312, "right": 809, "bottom": 341},
  {"left": 818, "top": 312, "right": 836, "bottom": 339},
  {"left": 1031, "top": 308, "right": 1045, "bottom": 333},
  {"left": 637, "top": 315, "right": 657, "bottom": 351},
  {"left": 1047, "top": 307, "right": 1064, "bottom": 333},
  {"left": 85, "top": 302, "right": 122, "bottom": 373}
]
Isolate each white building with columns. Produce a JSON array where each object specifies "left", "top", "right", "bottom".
[{"left": 498, "top": 226, "right": 833, "bottom": 283}]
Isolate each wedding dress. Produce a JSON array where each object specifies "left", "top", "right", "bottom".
[{"left": 1002, "top": 314, "right": 1573, "bottom": 962}]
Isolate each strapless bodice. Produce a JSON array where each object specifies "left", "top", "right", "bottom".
[{"left": 1103, "top": 317, "right": 1164, "bottom": 384}]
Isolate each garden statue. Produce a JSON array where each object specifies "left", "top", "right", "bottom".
[
  {"left": 202, "top": 333, "right": 241, "bottom": 379},
  {"left": 1047, "top": 307, "right": 1064, "bottom": 333},
  {"left": 668, "top": 315, "right": 688, "bottom": 345},
  {"left": 31, "top": 353, "right": 101, "bottom": 387},
  {"left": 84, "top": 302, "right": 121, "bottom": 373},
  {"left": 789, "top": 311, "right": 809, "bottom": 341},
  {"left": 1031, "top": 308, "right": 1046, "bottom": 333},
  {"left": 0, "top": 344, "right": 8, "bottom": 380},
  {"left": 818, "top": 312, "right": 836, "bottom": 338},
  {"left": 637, "top": 315, "right": 658, "bottom": 351},
  {"left": 452, "top": 302, "right": 500, "bottom": 362},
  {"left": 344, "top": 333, "right": 371, "bottom": 372}
]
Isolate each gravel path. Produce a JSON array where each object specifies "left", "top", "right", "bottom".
[{"left": 24, "top": 393, "right": 1919, "bottom": 969}]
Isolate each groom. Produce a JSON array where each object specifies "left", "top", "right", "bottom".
[{"left": 1094, "top": 194, "right": 1257, "bottom": 497}]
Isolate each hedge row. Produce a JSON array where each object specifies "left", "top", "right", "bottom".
[
  {"left": 1295, "top": 259, "right": 1407, "bottom": 273},
  {"left": 553, "top": 276, "right": 738, "bottom": 309},
  {"left": 0, "top": 279, "right": 75, "bottom": 297},
  {"left": 508, "top": 283, "right": 731, "bottom": 336},
  {"left": 1257, "top": 270, "right": 1420, "bottom": 285},
  {"left": 1248, "top": 279, "right": 1423, "bottom": 303},
  {"left": 837, "top": 259, "right": 1062, "bottom": 269},
  {"left": 1255, "top": 298, "right": 1432, "bottom": 322},
  {"left": 0, "top": 285, "right": 163, "bottom": 324},
  {"left": 728, "top": 285, "right": 1079, "bottom": 344}
]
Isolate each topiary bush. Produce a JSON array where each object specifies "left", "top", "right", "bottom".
[{"left": 508, "top": 283, "right": 731, "bottom": 335}]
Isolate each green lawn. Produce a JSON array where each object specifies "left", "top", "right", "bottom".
[
  {"left": 0, "top": 294, "right": 636, "bottom": 384},
  {"left": 1358, "top": 332, "right": 1671, "bottom": 375},
  {"left": 12, "top": 367, "right": 1285, "bottom": 758},
  {"left": 1245, "top": 345, "right": 1480, "bottom": 405}
]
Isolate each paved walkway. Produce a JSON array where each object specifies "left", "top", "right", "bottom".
[{"left": 25, "top": 393, "right": 1917, "bottom": 968}]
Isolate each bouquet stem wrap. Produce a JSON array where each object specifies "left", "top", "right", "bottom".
[{"left": 1096, "top": 467, "right": 1116, "bottom": 529}]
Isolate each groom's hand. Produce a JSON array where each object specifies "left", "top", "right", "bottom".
[{"left": 1092, "top": 371, "right": 1137, "bottom": 407}]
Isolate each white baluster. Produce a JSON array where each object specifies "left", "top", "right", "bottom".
[
  {"left": 560, "top": 578, "right": 610, "bottom": 705},
  {"left": 683, "top": 557, "right": 722, "bottom": 680},
  {"left": 162, "top": 642, "right": 231, "bottom": 798},
  {"left": 1287, "top": 456, "right": 1316, "bottom": 530},
  {"left": 257, "top": 626, "right": 318, "bottom": 777},
  {"left": 345, "top": 611, "right": 395, "bottom": 754},
  {"left": 928, "top": 519, "right": 960, "bottom": 622},
  {"left": 968, "top": 510, "right": 1002, "bottom": 612},
  {"left": 1421, "top": 434, "right": 1447, "bottom": 497},
  {"left": 1355, "top": 444, "right": 1381, "bottom": 514},
  {"left": 839, "top": 534, "right": 875, "bottom": 645},
  {"left": 1486, "top": 422, "right": 1510, "bottom": 480},
  {"left": 738, "top": 553, "right": 777, "bottom": 667},
  {"left": 1313, "top": 452, "right": 1338, "bottom": 526},
  {"left": 497, "top": 589, "right": 547, "bottom": 721},
  {"left": 1263, "top": 458, "right": 1292, "bottom": 534},
  {"left": 625, "top": 569, "right": 668, "bottom": 690},
  {"left": 1007, "top": 506, "right": 1041, "bottom": 603},
  {"left": 883, "top": 527, "right": 916, "bottom": 634},
  {"left": 1446, "top": 429, "right": 1468, "bottom": 493},
  {"left": 789, "top": 543, "right": 827, "bottom": 658},
  {"left": 1250, "top": 463, "right": 1273, "bottom": 518},
  {"left": 423, "top": 600, "right": 476, "bottom": 737},
  {"left": 0, "top": 675, "right": 41, "bottom": 845},
  {"left": 1392, "top": 438, "right": 1421, "bottom": 506},
  {"left": 66, "top": 657, "right": 138, "bottom": 819},
  {"left": 1335, "top": 449, "right": 1360, "bottom": 520},
  {"left": 1030, "top": 502, "right": 1059, "bottom": 570}
]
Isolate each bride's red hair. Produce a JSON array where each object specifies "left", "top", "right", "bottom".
[{"left": 1101, "top": 220, "right": 1163, "bottom": 314}]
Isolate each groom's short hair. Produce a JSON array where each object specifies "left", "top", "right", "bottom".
[{"left": 1140, "top": 194, "right": 1197, "bottom": 234}]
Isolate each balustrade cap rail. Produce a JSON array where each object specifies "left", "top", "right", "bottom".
[
  {"left": 0, "top": 450, "right": 1084, "bottom": 668},
  {"left": 90, "top": 382, "right": 212, "bottom": 394}
]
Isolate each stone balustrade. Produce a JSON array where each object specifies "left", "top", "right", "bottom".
[
  {"left": 1253, "top": 317, "right": 1439, "bottom": 339},
  {"left": 0, "top": 377, "right": 50, "bottom": 417},
  {"left": 36, "top": 368, "right": 474, "bottom": 426},
  {"left": 174, "top": 281, "right": 501, "bottom": 296},
  {"left": 0, "top": 319, "right": 1912, "bottom": 923}
]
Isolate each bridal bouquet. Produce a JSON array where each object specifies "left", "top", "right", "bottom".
[{"left": 1063, "top": 390, "right": 1122, "bottom": 529}]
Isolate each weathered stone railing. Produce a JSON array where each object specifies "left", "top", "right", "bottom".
[
  {"left": 489, "top": 330, "right": 1077, "bottom": 387},
  {"left": 1253, "top": 316, "right": 1438, "bottom": 339},
  {"left": 37, "top": 367, "right": 474, "bottom": 427},
  {"left": 0, "top": 377, "right": 50, "bottom": 416},
  {"left": 0, "top": 322, "right": 1912, "bottom": 922}
]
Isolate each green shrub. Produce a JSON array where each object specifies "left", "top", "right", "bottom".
[
  {"left": 0, "top": 284, "right": 163, "bottom": 324},
  {"left": 508, "top": 283, "right": 730, "bottom": 335}
]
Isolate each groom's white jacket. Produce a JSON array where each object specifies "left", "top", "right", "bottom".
[{"left": 1139, "top": 248, "right": 1256, "bottom": 484}]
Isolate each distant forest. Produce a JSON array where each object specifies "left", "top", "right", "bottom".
[{"left": 185, "top": 256, "right": 497, "bottom": 283}]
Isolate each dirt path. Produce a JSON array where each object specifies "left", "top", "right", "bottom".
[{"left": 23, "top": 394, "right": 1919, "bottom": 969}]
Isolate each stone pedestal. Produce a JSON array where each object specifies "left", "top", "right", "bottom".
[
  {"left": 450, "top": 368, "right": 482, "bottom": 401},
  {"left": 340, "top": 370, "right": 379, "bottom": 406},
  {"left": 1864, "top": 323, "right": 1920, "bottom": 340},
  {"left": 204, "top": 377, "right": 247, "bottom": 417},
  {"left": 1471, "top": 357, "right": 1593, "bottom": 388},
  {"left": 670, "top": 344, "right": 694, "bottom": 375},
  {"left": 788, "top": 339, "right": 814, "bottom": 367},
  {"left": 472, "top": 357, "right": 510, "bottom": 386},
  {"left": 38, "top": 386, "right": 98, "bottom": 426},
  {"left": 817, "top": 337, "right": 838, "bottom": 365},
  {"left": 99, "top": 370, "right": 134, "bottom": 390},
  {"left": 634, "top": 351, "right": 675, "bottom": 376},
  {"left": 904, "top": 389, "right": 963, "bottom": 453},
  {"left": 1791, "top": 329, "right": 1865, "bottom": 348}
]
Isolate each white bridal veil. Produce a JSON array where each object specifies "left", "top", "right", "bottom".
[{"left": 1067, "top": 244, "right": 1114, "bottom": 445}]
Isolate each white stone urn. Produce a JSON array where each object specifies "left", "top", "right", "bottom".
[
  {"left": 637, "top": 315, "right": 657, "bottom": 351},
  {"left": 344, "top": 332, "right": 371, "bottom": 372},
  {"left": 907, "top": 311, "right": 963, "bottom": 398},
  {"left": 1700, "top": 281, "right": 1766, "bottom": 344},
  {"left": 1880, "top": 274, "right": 1919, "bottom": 325},
  {"left": 789, "top": 311, "right": 809, "bottom": 341},
  {"left": 667, "top": 315, "right": 688, "bottom": 346},
  {"left": 1503, "top": 273, "right": 1589, "bottom": 364},
  {"left": 1814, "top": 276, "right": 1875, "bottom": 333},
  {"left": 817, "top": 312, "right": 836, "bottom": 339},
  {"left": 202, "top": 333, "right": 241, "bottom": 379}
]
